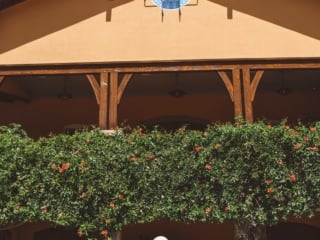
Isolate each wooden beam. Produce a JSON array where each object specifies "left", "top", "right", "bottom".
[
  {"left": 0, "top": 65, "right": 239, "bottom": 76},
  {"left": 250, "top": 70, "right": 264, "bottom": 102},
  {"left": 0, "top": 62, "right": 319, "bottom": 77},
  {"left": 246, "top": 63, "right": 320, "bottom": 70},
  {"left": 86, "top": 74, "right": 100, "bottom": 104},
  {"left": 99, "top": 72, "right": 108, "bottom": 129},
  {"left": 217, "top": 71, "right": 234, "bottom": 102},
  {"left": 117, "top": 73, "right": 133, "bottom": 104},
  {"left": 242, "top": 67, "right": 253, "bottom": 123},
  {"left": 109, "top": 71, "right": 118, "bottom": 129},
  {"left": 232, "top": 68, "right": 243, "bottom": 118},
  {"left": 0, "top": 68, "right": 107, "bottom": 76},
  {"left": 113, "top": 65, "right": 239, "bottom": 72}
]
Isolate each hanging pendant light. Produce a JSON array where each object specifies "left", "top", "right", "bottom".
[
  {"left": 168, "top": 72, "right": 186, "bottom": 98},
  {"left": 276, "top": 70, "right": 291, "bottom": 96},
  {"left": 57, "top": 76, "right": 72, "bottom": 100}
]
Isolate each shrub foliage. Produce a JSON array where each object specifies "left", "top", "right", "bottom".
[{"left": 0, "top": 121, "right": 320, "bottom": 239}]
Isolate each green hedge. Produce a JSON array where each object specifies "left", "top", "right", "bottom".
[{"left": 0, "top": 121, "right": 320, "bottom": 239}]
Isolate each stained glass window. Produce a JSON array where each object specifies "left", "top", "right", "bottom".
[{"left": 152, "top": 0, "right": 190, "bottom": 10}]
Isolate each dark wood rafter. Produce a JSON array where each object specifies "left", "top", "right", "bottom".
[
  {"left": 217, "top": 71, "right": 234, "bottom": 102},
  {"left": 109, "top": 71, "right": 118, "bottom": 129},
  {"left": 99, "top": 72, "right": 108, "bottom": 129},
  {"left": 117, "top": 73, "right": 133, "bottom": 104},
  {"left": 86, "top": 74, "right": 100, "bottom": 104},
  {"left": 242, "top": 68, "right": 264, "bottom": 123}
]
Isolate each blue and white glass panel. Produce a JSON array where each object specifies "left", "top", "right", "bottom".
[{"left": 152, "top": 0, "right": 190, "bottom": 10}]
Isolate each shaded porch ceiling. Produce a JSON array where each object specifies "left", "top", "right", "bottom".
[{"left": 1, "top": 69, "right": 320, "bottom": 102}]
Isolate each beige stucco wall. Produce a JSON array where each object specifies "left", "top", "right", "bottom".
[{"left": 0, "top": 0, "right": 320, "bottom": 65}]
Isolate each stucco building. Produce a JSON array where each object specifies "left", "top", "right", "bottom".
[{"left": 0, "top": 0, "right": 320, "bottom": 239}]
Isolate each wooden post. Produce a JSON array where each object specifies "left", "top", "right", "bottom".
[
  {"left": 242, "top": 67, "right": 253, "bottom": 123},
  {"left": 109, "top": 71, "right": 118, "bottom": 129},
  {"left": 99, "top": 72, "right": 108, "bottom": 129},
  {"left": 242, "top": 68, "right": 264, "bottom": 123},
  {"left": 232, "top": 68, "right": 243, "bottom": 118}
]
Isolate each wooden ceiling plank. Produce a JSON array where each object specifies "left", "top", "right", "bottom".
[
  {"left": 86, "top": 74, "right": 100, "bottom": 104},
  {"left": 117, "top": 73, "right": 133, "bottom": 104}
]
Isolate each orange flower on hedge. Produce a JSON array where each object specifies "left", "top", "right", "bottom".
[
  {"left": 118, "top": 194, "right": 124, "bottom": 200},
  {"left": 109, "top": 202, "right": 115, "bottom": 208},
  {"left": 77, "top": 230, "right": 84, "bottom": 238},
  {"left": 290, "top": 173, "right": 297, "bottom": 182},
  {"left": 303, "top": 136, "right": 309, "bottom": 142},
  {"left": 58, "top": 162, "right": 70, "bottom": 173},
  {"left": 267, "top": 188, "right": 273, "bottom": 194},
  {"left": 293, "top": 143, "right": 302, "bottom": 150},
  {"left": 146, "top": 154, "right": 155, "bottom": 161},
  {"left": 130, "top": 156, "right": 138, "bottom": 161},
  {"left": 310, "top": 127, "right": 317, "bottom": 132},
  {"left": 224, "top": 206, "right": 230, "bottom": 211},
  {"left": 310, "top": 146, "right": 318, "bottom": 152},
  {"left": 194, "top": 146, "right": 202, "bottom": 153},
  {"left": 205, "top": 163, "right": 212, "bottom": 170},
  {"left": 205, "top": 207, "right": 211, "bottom": 214},
  {"left": 214, "top": 143, "right": 221, "bottom": 149},
  {"left": 101, "top": 229, "right": 108, "bottom": 238}
]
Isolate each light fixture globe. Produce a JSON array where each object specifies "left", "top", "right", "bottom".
[{"left": 153, "top": 236, "right": 168, "bottom": 240}]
